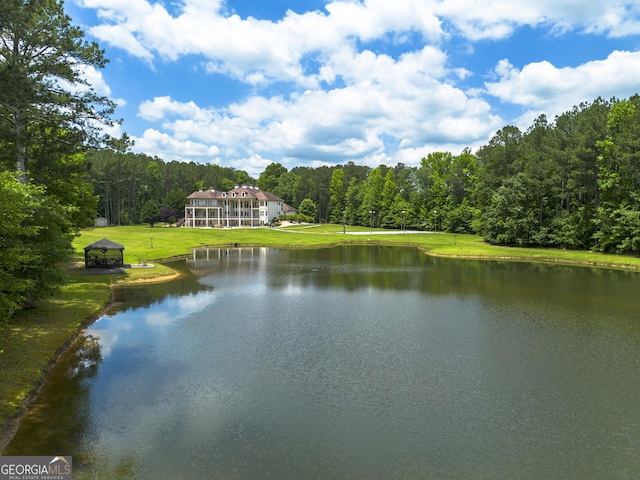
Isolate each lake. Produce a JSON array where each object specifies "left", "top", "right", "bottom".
[{"left": 4, "top": 246, "right": 640, "bottom": 479}]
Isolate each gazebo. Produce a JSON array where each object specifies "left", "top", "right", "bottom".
[{"left": 84, "top": 238, "right": 125, "bottom": 269}]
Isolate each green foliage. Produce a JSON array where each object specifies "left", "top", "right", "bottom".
[
  {"left": 484, "top": 173, "right": 539, "bottom": 245},
  {"left": 379, "top": 169, "right": 399, "bottom": 228},
  {"left": 22, "top": 194, "right": 74, "bottom": 305},
  {"left": 0, "top": 172, "right": 73, "bottom": 322},
  {"left": 474, "top": 95, "right": 640, "bottom": 251},
  {"left": 328, "top": 168, "right": 345, "bottom": 223},
  {"left": 0, "top": 0, "right": 124, "bottom": 176},
  {"left": 594, "top": 205, "right": 640, "bottom": 254},
  {"left": 87, "top": 151, "right": 253, "bottom": 224},
  {"left": 31, "top": 148, "right": 99, "bottom": 228},
  {"left": 0, "top": 0, "right": 115, "bottom": 322},
  {"left": 361, "top": 166, "right": 384, "bottom": 224},
  {"left": 140, "top": 199, "right": 160, "bottom": 227},
  {"left": 273, "top": 171, "right": 301, "bottom": 207},
  {"left": 0, "top": 173, "right": 39, "bottom": 321},
  {"left": 344, "top": 177, "right": 363, "bottom": 225},
  {"left": 163, "top": 184, "right": 187, "bottom": 213},
  {"left": 297, "top": 198, "right": 318, "bottom": 221},
  {"left": 257, "top": 162, "right": 287, "bottom": 192},
  {"left": 447, "top": 199, "right": 479, "bottom": 234},
  {"left": 274, "top": 213, "right": 314, "bottom": 224}
]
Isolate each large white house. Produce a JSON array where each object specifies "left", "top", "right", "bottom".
[{"left": 184, "top": 185, "right": 295, "bottom": 228}]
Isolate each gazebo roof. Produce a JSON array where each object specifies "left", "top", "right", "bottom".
[{"left": 84, "top": 237, "right": 125, "bottom": 251}]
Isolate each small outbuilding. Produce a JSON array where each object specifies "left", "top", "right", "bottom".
[{"left": 84, "top": 238, "right": 125, "bottom": 269}]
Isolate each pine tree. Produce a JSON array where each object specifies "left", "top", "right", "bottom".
[{"left": 0, "top": 0, "right": 125, "bottom": 180}]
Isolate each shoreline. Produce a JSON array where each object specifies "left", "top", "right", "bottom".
[
  {"left": 0, "top": 319, "right": 99, "bottom": 453},
  {"left": 0, "top": 269, "right": 180, "bottom": 454}
]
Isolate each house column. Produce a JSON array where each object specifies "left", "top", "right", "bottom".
[{"left": 186, "top": 205, "right": 194, "bottom": 227}]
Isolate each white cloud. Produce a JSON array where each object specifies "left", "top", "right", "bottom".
[
  {"left": 75, "top": 0, "right": 640, "bottom": 170},
  {"left": 324, "top": 0, "right": 442, "bottom": 42},
  {"left": 77, "top": 0, "right": 640, "bottom": 82},
  {"left": 434, "top": 0, "right": 640, "bottom": 39},
  {"left": 138, "top": 96, "right": 211, "bottom": 122},
  {"left": 133, "top": 128, "right": 221, "bottom": 161},
  {"left": 132, "top": 41, "right": 502, "bottom": 171},
  {"left": 89, "top": 24, "right": 154, "bottom": 61},
  {"left": 485, "top": 50, "right": 640, "bottom": 118},
  {"left": 227, "top": 154, "right": 277, "bottom": 178},
  {"left": 77, "top": 0, "right": 443, "bottom": 85},
  {"left": 145, "top": 311, "right": 173, "bottom": 328}
]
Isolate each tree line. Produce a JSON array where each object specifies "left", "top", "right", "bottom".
[{"left": 267, "top": 95, "right": 640, "bottom": 256}]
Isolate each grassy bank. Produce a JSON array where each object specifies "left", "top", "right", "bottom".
[
  {"left": 2, "top": 224, "right": 640, "bottom": 446},
  {"left": 72, "top": 224, "right": 640, "bottom": 270}
]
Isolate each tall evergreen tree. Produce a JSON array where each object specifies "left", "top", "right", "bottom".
[
  {"left": 273, "top": 171, "right": 301, "bottom": 207},
  {"left": 0, "top": 0, "right": 126, "bottom": 318},
  {"left": 344, "top": 177, "right": 363, "bottom": 225},
  {"left": 257, "top": 162, "right": 287, "bottom": 192},
  {"left": 379, "top": 169, "right": 399, "bottom": 228},
  {"left": 328, "top": 168, "right": 345, "bottom": 223},
  {"left": 0, "top": 0, "right": 125, "bottom": 180},
  {"left": 361, "top": 166, "right": 385, "bottom": 226}
]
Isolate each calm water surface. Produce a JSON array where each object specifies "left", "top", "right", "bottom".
[{"left": 5, "top": 246, "right": 640, "bottom": 479}]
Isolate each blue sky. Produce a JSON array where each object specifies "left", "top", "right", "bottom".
[{"left": 67, "top": 0, "right": 640, "bottom": 177}]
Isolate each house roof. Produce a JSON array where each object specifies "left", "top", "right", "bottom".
[
  {"left": 283, "top": 203, "right": 297, "bottom": 213},
  {"left": 84, "top": 237, "right": 125, "bottom": 251},
  {"left": 188, "top": 186, "right": 284, "bottom": 203},
  {"left": 187, "top": 189, "right": 224, "bottom": 199}
]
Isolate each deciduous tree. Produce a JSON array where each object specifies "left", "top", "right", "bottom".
[
  {"left": 297, "top": 198, "right": 317, "bottom": 221},
  {"left": 0, "top": 171, "right": 73, "bottom": 322}
]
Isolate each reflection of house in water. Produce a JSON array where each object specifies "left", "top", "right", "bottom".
[{"left": 186, "top": 247, "right": 269, "bottom": 275}]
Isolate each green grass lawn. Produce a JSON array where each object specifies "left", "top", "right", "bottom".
[
  {"left": 73, "top": 224, "right": 640, "bottom": 269},
  {"left": 2, "top": 223, "right": 640, "bottom": 447}
]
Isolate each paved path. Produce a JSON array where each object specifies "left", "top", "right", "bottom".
[{"left": 342, "top": 230, "right": 432, "bottom": 235}]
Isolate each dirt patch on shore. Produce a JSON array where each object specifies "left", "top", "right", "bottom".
[{"left": 121, "top": 272, "right": 180, "bottom": 284}]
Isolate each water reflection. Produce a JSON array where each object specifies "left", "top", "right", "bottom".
[
  {"left": 5, "top": 247, "right": 640, "bottom": 479},
  {"left": 3, "top": 335, "right": 102, "bottom": 461}
]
